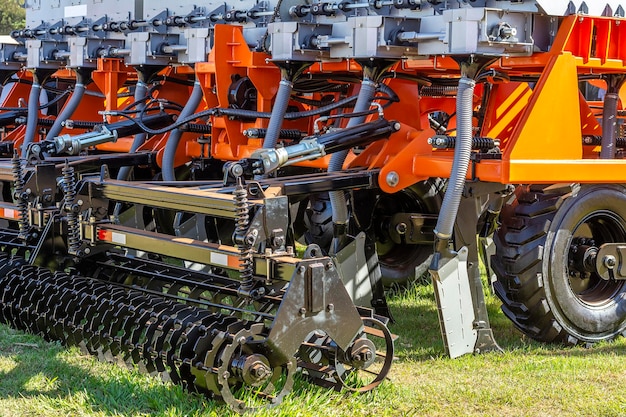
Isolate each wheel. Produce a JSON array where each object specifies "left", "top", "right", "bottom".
[
  {"left": 208, "top": 323, "right": 295, "bottom": 412},
  {"left": 300, "top": 179, "right": 442, "bottom": 287},
  {"left": 492, "top": 184, "right": 626, "bottom": 345},
  {"left": 367, "top": 179, "right": 443, "bottom": 287},
  {"left": 298, "top": 314, "right": 394, "bottom": 392},
  {"left": 302, "top": 192, "right": 335, "bottom": 251}
]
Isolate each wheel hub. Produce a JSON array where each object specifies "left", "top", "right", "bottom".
[
  {"left": 568, "top": 237, "right": 598, "bottom": 279},
  {"left": 231, "top": 353, "right": 273, "bottom": 387},
  {"left": 565, "top": 210, "right": 626, "bottom": 306}
]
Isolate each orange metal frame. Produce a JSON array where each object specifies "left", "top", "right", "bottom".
[
  {"left": 378, "top": 15, "right": 626, "bottom": 193},
  {"left": 6, "top": 16, "right": 626, "bottom": 187}
]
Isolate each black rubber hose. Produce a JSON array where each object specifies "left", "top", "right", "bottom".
[
  {"left": 376, "top": 82, "right": 399, "bottom": 106},
  {"left": 319, "top": 119, "right": 399, "bottom": 153},
  {"left": 162, "top": 81, "right": 204, "bottom": 181},
  {"left": 328, "top": 79, "right": 378, "bottom": 252},
  {"left": 44, "top": 71, "right": 90, "bottom": 142},
  {"left": 0, "top": 88, "right": 71, "bottom": 112},
  {"left": 21, "top": 77, "right": 42, "bottom": 156},
  {"left": 0, "top": 111, "right": 25, "bottom": 127},
  {"left": 262, "top": 79, "right": 293, "bottom": 150},
  {"left": 117, "top": 79, "right": 149, "bottom": 180},
  {"left": 119, "top": 95, "right": 359, "bottom": 136},
  {"left": 215, "top": 95, "right": 358, "bottom": 121},
  {"left": 106, "top": 113, "right": 175, "bottom": 138}
]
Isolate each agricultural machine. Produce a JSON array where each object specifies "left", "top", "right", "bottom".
[{"left": 1, "top": 0, "right": 626, "bottom": 411}]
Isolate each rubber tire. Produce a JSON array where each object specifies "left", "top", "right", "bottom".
[
  {"left": 492, "top": 184, "right": 626, "bottom": 345},
  {"left": 301, "top": 179, "right": 443, "bottom": 288},
  {"left": 374, "top": 179, "right": 443, "bottom": 287}
]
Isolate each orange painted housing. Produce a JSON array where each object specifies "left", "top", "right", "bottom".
[
  {"left": 379, "top": 15, "right": 626, "bottom": 193},
  {"left": 5, "top": 15, "right": 626, "bottom": 185}
]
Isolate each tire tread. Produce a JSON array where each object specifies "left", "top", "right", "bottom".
[{"left": 493, "top": 185, "right": 571, "bottom": 344}]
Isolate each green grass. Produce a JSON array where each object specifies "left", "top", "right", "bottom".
[{"left": 2, "top": 284, "right": 626, "bottom": 417}]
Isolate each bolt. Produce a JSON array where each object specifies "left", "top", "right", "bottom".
[
  {"left": 396, "top": 222, "right": 407, "bottom": 235},
  {"left": 299, "top": 307, "right": 306, "bottom": 315},
  {"left": 273, "top": 235, "right": 285, "bottom": 247},
  {"left": 327, "top": 303, "right": 334, "bottom": 312},
  {"left": 386, "top": 171, "right": 399, "bottom": 187},
  {"left": 250, "top": 362, "right": 270, "bottom": 379},
  {"left": 230, "top": 163, "right": 244, "bottom": 177},
  {"left": 245, "top": 233, "right": 256, "bottom": 245},
  {"left": 352, "top": 348, "right": 372, "bottom": 363},
  {"left": 604, "top": 255, "right": 617, "bottom": 269}
]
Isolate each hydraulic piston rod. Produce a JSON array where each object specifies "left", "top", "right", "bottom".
[{"left": 40, "top": 113, "right": 175, "bottom": 156}]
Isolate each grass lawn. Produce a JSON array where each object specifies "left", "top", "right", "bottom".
[{"left": 1, "top": 283, "right": 625, "bottom": 417}]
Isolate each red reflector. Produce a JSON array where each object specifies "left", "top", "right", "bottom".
[{"left": 97, "top": 229, "right": 109, "bottom": 241}]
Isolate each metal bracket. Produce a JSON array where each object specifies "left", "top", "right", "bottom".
[
  {"left": 430, "top": 247, "right": 477, "bottom": 358},
  {"left": 596, "top": 243, "right": 626, "bottom": 280},
  {"left": 430, "top": 245, "right": 501, "bottom": 358},
  {"left": 333, "top": 231, "right": 375, "bottom": 309},
  {"left": 267, "top": 255, "right": 363, "bottom": 363}
]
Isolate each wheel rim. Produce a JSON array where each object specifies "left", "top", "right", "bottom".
[
  {"left": 372, "top": 186, "right": 436, "bottom": 276},
  {"left": 567, "top": 210, "right": 626, "bottom": 306}
]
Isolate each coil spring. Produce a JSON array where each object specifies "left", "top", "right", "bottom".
[
  {"left": 62, "top": 163, "right": 80, "bottom": 255},
  {"left": 582, "top": 135, "right": 626, "bottom": 147},
  {"left": 429, "top": 135, "right": 499, "bottom": 151},
  {"left": 233, "top": 178, "right": 255, "bottom": 294},
  {"left": 243, "top": 128, "right": 304, "bottom": 140},
  {"left": 11, "top": 152, "right": 29, "bottom": 239},
  {"left": 420, "top": 85, "right": 458, "bottom": 97},
  {"left": 36, "top": 118, "right": 99, "bottom": 129},
  {"left": 185, "top": 123, "right": 212, "bottom": 134}
]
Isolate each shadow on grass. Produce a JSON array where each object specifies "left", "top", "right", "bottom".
[
  {"left": 0, "top": 323, "right": 230, "bottom": 416},
  {"left": 0, "top": 323, "right": 341, "bottom": 417},
  {"left": 384, "top": 282, "right": 523, "bottom": 361},
  {"left": 385, "top": 282, "right": 626, "bottom": 362},
  {"left": 0, "top": 323, "right": 369, "bottom": 417},
  {"left": 2, "top": 281, "right": 626, "bottom": 416}
]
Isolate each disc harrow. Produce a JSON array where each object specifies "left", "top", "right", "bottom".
[
  {"left": 0, "top": 257, "right": 293, "bottom": 409},
  {"left": 0, "top": 248, "right": 392, "bottom": 411}
]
